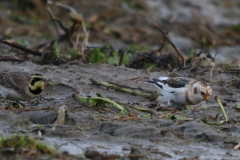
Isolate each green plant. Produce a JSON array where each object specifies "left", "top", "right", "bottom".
[
  {"left": 89, "top": 48, "right": 106, "bottom": 63},
  {"left": 69, "top": 48, "right": 81, "bottom": 60},
  {"left": 232, "top": 24, "right": 240, "bottom": 34},
  {"left": 0, "top": 135, "right": 54, "bottom": 154},
  {"left": 53, "top": 41, "right": 60, "bottom": 59},
  {"left": 222, "top": 63, "right": 231, "bottom": 70},
  {"left": 77, "top": 94, "right": 126, "bottom": 115},
  {"left": 108, "top": 51, "right": 132, "bottom": 65}
]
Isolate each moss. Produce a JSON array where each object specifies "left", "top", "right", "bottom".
[
  {"left": 0, "top": 135, "right": 54, "bottom": 154},
  {"left": 232, "top": 24, "right": 240, "bottom": 34},
  {"left": 222, "top": 63, "right": 231, "bottom": 70}
]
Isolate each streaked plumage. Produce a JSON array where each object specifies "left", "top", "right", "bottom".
[
  {"left": 145, "top": 77, "right": 212, "bottom": 106},
  {"left": 0, "top": 72, "right": 45, "bottom": 101}
]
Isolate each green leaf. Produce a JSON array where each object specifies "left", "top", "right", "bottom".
[
  {"left": 108, "top": 51, "right": 119, "bottom": 64},
  {"left": 222, "top": 64, "right": 231, "bottom": 70},
  {"left": 53, "top": 41, "right": 60, "bottom": 59},
  {"left": 89, "top": 99, "right": 97, "bottom": 106},
  {"left": 108, "top": 51, "right": 131, "bottom": 65},
  {"left": 235, "top": 103, "right": 240, "bottom": 109},
  {"left": 96, "top": 93, "right": 103, "bottom": 97},
  {"left": 232, "top": 24, "right": 240, "bottom": 34},
  {"left": 89, "top": 48, "right": 105, "bottom": 63},
  {"left": 142, "top": 113, "right": 151, "bottom": 117},
  {"left": 69, "top": 79, "right": 73, "bottom": 83},
  {"left": 69, "top": 48, "right": 82, "bottom": 60},
  {"left": 77, "top": 97, "right": 88, "bottom": 102}
]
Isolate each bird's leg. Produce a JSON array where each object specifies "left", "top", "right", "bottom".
[
  {"left": 193, "top": 101, "right": 204, "bottom": 111},
  {"left": 167, "top": 99, "right": 172, "bottom": 106},
  {"left": 186, "top": 105, "right": 196, "bottom": 119}
]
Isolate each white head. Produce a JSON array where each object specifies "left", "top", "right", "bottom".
[{"left": 190, "top": 81, "right": 212, "bottom": 103}]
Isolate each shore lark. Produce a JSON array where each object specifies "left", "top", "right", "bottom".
[
  {"left": 145, "top": 77, "right": 212, "bottom": 106},
  {"left": 0, "top": 72, "right": 45, "bottom": 101}
]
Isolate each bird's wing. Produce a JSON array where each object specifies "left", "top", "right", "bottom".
[
  {"left": 149, "top": 77, "right": 193, "bottom": 93},
  {"left": 0, "top": 72, "right": 29, "bottom": 90}
]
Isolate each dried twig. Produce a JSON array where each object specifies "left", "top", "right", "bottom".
[
  {"left": 122, "top": 117, "right": 142, "bottom": 121},
  {"left": 114, "top": 76, "right": 143, "bottom": 85},
  {"left": 102, "top": 108, "right": 116, "bottom": 114},
  {"left": 47, "top": 7, "right": 60, "bottom": 36},
  {"left": 0, "top": 58, "right": 27, "bottom": 62},
  {"left": 47, "top": 0, "right": 77, "bottom": 13},
  {"left": 1, "top": 39, "right": 43, "bottom": 56},
  {"left": 154, "top": 24, "right": 185, "bottom": 67},
  {"left": 118, "top": 49, "right": 125, "bottom": 66},
  {"left": 213, "top": 51, "right": 219, "bottom": 62},
  {"left": 80, "top": 31, "right": 89, "bottom": 62},
  {"left": 33, "top": 3, "right": 83, "bottom": 51}
]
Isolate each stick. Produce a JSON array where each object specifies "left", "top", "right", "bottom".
[
  {"left": 122, "top": 117, "right": 142, "bottom": 121},
  {"left": 47, "top": 7, "right": 61, "bottom": 35},
  {"left": 90, "top": 78, "right": 158, "bottom": 99},
  {"left": 81, "top": 31, "right": 89, "bottom": 62},
  {"left": 1, "top": 39, "right": 43, "bottom": 56},
  {"left": 0, "top": 58, "right": 27, "bottom": 62},
  {"left": 154, "top": 24, "right": 185, "bottom": 67},
  {"left": 118, "top": 49, "right": 124, "bottom": 66},
  {"left": 47, "top": 0, "right": 77, "bottom": 13},
  {"left": 114, "top": 76, "right": 143, "bottom": 84}
]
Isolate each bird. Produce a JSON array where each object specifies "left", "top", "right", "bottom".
[
  {"left": 0, "top": 72, "right": 45, "bottom": 101},
  {"left": 145, "top": 77, "right": 212, "bottom": 106}
]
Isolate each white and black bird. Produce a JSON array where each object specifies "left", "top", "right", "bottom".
[
  {"left": 0, "top": 72, "right": 45, "bottom": 101},
  {"left": 145, "top": 77, "right": 212, "bottom": 106}
]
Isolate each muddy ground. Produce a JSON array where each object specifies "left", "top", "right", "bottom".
[
  {"left": 1, "top": 0, "right": 240, "bottom": 159},
  {"left": 0, "top": 61, "right": 239, "bottom": 159}
]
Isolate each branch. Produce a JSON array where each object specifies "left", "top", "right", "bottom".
[
  {"left": 1, "top": 39, "right": 43, "bottom": 56},
  {"left": 47, "top": 0, "right": 77, "bottom": 13},
  {"left": 154, "top": 24, "right": 185, "bottom": 67}
]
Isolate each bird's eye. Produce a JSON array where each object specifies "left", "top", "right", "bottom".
[{"left": 201, "top": 92, "right": 205, "bottom": 95}]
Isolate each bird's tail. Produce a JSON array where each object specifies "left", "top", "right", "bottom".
[
  {"left": 139, "top": 78, "right": 160, "bottom": 84},
  {"left": 139, "top": 80, "right": 154, "bottom": 84}
]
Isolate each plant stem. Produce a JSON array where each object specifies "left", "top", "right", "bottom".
[
  {"left": 77, "top": 96, "right": 126, "bottom": 115},
  {"left": 90, "top": 78, "right": 158, "bottom": 99},
  {"left": 215, "top": 96, "right": 228, "bottom": 122}
]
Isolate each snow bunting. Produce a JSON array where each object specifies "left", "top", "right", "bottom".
[{"left": 145, "top": 77, "right": 212, "bottom": 106}]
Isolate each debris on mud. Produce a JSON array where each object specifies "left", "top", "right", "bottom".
[{"left": 1, "top": 0, "right": 240, "bottom": 159}]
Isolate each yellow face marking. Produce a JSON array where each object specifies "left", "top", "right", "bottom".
[
  {"left": 28, "top": 81, "right": 45, "bottom": 90},
  {"left": 30, "top": 75, "right": 45, "bottom": 79}
]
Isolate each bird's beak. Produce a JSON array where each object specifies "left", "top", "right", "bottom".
[{"left": 205, "top": 96, "right": 209, "bottom": 102}]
